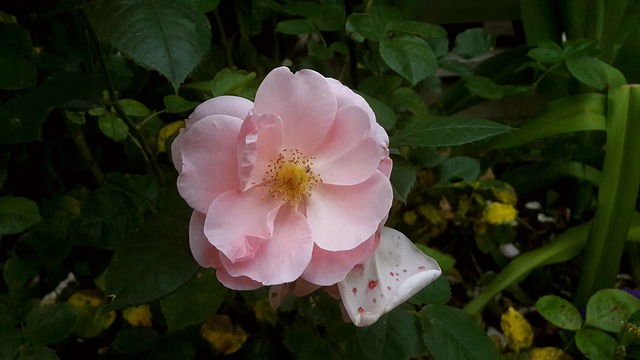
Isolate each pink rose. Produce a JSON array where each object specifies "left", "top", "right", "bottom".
[{"left": 173, "top": 67, "right": 441, "bottom": 325}]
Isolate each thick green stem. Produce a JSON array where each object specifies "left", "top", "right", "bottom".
[{"left": 574, "top": 85, "right": 640, "bottom": 306}]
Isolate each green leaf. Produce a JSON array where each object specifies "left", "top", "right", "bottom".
[
  {"left": 566, "top": 56, "right": 608, "bottom": 90},
  {"left": 420, "top": 304, "right": 501, "bottom": 360},
  {"left": 98, "top": 114, "right": 129, "bottom": 142},
  {"left": 16, "top": 344, "right": 60, "bottom": 360},
  {"left": 416, "top": 244, "right": 455, "bottom": 271},
  {"left": 0, "top": 71, "right": 102, "bottom": 144},
  {"left": 360, "top": 93, "right": 396, "bottom": 130},
  {"left": 536, "top": 295, "right": 583, "bottom": 331},
  {"left": 389, "top": 154, "right": 416, "bottom": 203},
  {"left": 356, "top": 308, "right": 419, "bottom": 360},
  {"left": 385, "top": 20, "right": 446, "bottom": 39},
  {"left": 283, "top": 326, "right": 340, "bottom": 360},
  {"left": 438, "top": 156, "right": 480, "bottom": 183},
  {"left": 453, "top": 28, "right": 495, "bottom": 59},
  {"left": 528, "top": 41, "right": 565, "bottom": 63},
  {"left": 464, "top": 75, "right": 503, "bottom": 100},
  {"left": 105, "top": 189, "right": 199, "bottom": 309},
  {"left": 160, "top": 269, "right": 227, "bottom": 332},
  {"left": 0, "top": 196, "right": 41, "bottom": 235},
  {"left": 65, "top": 110, "right": 86, "bottom": 125},
  {"left": 392, "top": 116, "right": 513, "bottom": 147},
  {"left": 70, "top": 188, "right": 142, "bottom": 250},
  {"left": 86, "top": 0, "right": 212, "bottom": 90},
  {"left": 211, "top": 67, "right": 257, "bottom": 97},
  {"left": 409, "top": 276, "right": 451, "bottom": 305},
  {"left": 586, "top": 289, "right": 640, "bottom": 333},
  {"left": 163, "top": 95, "right": 199, "bottom": 113},
  {"left": 307, "top": 41, "right": 333, "bottom": 60},
  {"left": 181, "top": 0, "right": 219, "bottom": 12},
  {"left": 15, "top": 220, "right": 71, "bottom": 266},
  {"left": 24, "top": 303, "right": 78, "bottom": 345},
  {"left": 346, "top": 13, "right": 386, "bottom": 41},
  {"left": 3, "top": 255, "right": 37, "bottom": 289},
  {"left": 276, "top": 19, "right": 317, "bottom": 34},
  {"left": 281, "top": 2, "right": 345, "bottom": 31},
  {"left": 0, "top": 326, "right": 22, "bottom": 360},
  {"left": 379, "top": 36, "right": 437, "bottom": 85},
  {"left": 0, "top": 24, "right": 36, "bottom": 90},
  {"left": 119, "top": 99, "right": 150, "bottom": 118},
  {"left": 575, "top": 329, "right": 617, "bottom": 360}
]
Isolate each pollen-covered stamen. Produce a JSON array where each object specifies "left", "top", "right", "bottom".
[{"left": 263, "top": 148, "right": 322, "bottom": 203}]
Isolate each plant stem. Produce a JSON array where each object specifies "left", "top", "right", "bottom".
[
  {"left": 214, "top": 9, "right": 235, "bottom": 68},
  {"left": 67, "top": 120, "right": 104, "bottom": 186},
  {"left": 81, "top": 11, "right": 166, "bottom": 188},
  {"left": 574, "top": 85, "right": 640, "bottom": 306}
]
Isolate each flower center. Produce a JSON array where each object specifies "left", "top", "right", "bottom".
[{"left": 264, "top": 149, "right": 321, "bottom": 204}]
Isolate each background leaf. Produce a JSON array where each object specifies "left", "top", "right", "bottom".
[
  {"left": 586, "top": 289, "right": 640, "bottom": 333},
  {"left": 105, "top": 189, "right": 199, "bottom": 309},
  {"left": 575, "top": 328, "right": 616, "bottom": 360},
  {"left": 379, "top": 36, "right": 437, "bottom": 85},
  {"left": 536, "top": 295, "right": 583, "bottom": 331},
  {"left": 86, "top": 0, "right": 211, "bottom": 90},
  {"left": 24, "top": 303, "right": 78, "bottom": 345},
  {"left": 0, "top": 196, "right": 41, "bottom": 235},
  {"left": 160, "top": 269, "right": 227, "bottom": 332},
  {"left": 420, "top": 304, "right": 501, "bottom": 360},
  {"left": 356, "top": 308, "right": 420, "bottom": 360},
  {"left": 391, "top": 116, "right": 513, "bottom": 147}
]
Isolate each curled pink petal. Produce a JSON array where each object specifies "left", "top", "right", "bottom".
[
  {"left": 189, "top": 211, "right": 220, "bottom": 268},
  {"left": 177, "top": 115, "right": 243, "bottom": 213},
  {"left": 216, "top": 267, "right": 262, "bottom": 290},
  {"left": 237, "top": 111, "right": 284, "bottom": 190},
  {"left": 220, "top": 206, "right": 314, "bottom": 285},
  {"left": 204, "top": 187, "right": 280, "bottom": 262},
  {"left": 337, "top": 227, "right": 442, "bottom": 327},
  {"left": 302, "top": 232, "right": 379, "bottom": 286}
]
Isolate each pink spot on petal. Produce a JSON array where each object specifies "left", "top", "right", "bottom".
[
  {"left": 358, "top": 307, "right": 364, "bottom": 313},
  {"left": 387, "top": 286, "right": 392, "bottom": 290},
  {"left": 373, "top": 298, "right": 377, "bottom": 303},
  {"left": 389, "top": 271, "right": 394, "bottom": 276},
  {"left": 352, "top": 287, "right": 357, "bottom": 295},
  {"left": 418, "top": 266, "right": 426, "bottom": 270},
  {"left": 395, "top": 272, "right": 399, "bottom": 276},
  {"left": 368, "top": 280, "right": 378, "bottom": 289},
  {"left": 403, "top": 269, "right": 407, "bottom": 273}
]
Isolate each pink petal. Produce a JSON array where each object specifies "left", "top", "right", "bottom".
[
  {"left": 254, "top": 67, "right": 337, "bottom": 152},
  {"left": 170, "top": 128, "right": 186, "bottom": 172},
  {"left": 337, "top": 227, "right": 442, "bottom": 327},
  {"left": 204, "top": 187, "right": 280, "bottom": 262},
  {"left": 176, "top": 115, "right": 243, "bottom": 213},
  {"left": 305, "top": 171, "right": 393, "bottom": 251},
  {"left": 311, "top": 106, "right": 382, "bottom": 185},
  {"left": 301, "top": 232, "right": 379, "bottom": 286},
  {"left": 189, "top": 211, "right": 220, "bottom": 268},
  {"left": 216, "top": 267, "right": 262, "bottom": 290},
  {"left": 220, "top": 206, "right": 314, "bottom": 285},
  {"left": 186, "top": 95, "right": 253, "bottom": 127},
  {"left": 236, "top": 111, "right": 284, "bottom": 190}
]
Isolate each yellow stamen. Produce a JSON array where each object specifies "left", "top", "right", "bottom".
[{"left": 264, "top": 149, "right": 321, "bottom": 204}]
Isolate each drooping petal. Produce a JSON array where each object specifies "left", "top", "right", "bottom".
[
  {"left": 301, "top": 232, "right": 379, "bottom": 286},
  {"left": 337, "top": 227, "right": 442, "bottom": 327},
  {"left": 186, "top": 95, "right": 253, "bottom": 127},
  {"left": 305, "top": 171, "right": 393, "bottom": 251},
  {"left": 311, "top": 106, "right": 381, "bottom": 185},
  {"left": 220, "top": 206, "right": 314, "bottom": 285},
  {"left": 204, "top": 187, "right": 280, "bottom": 262},
  {"left": 177, "top": 115, "right": 243, "bottom": 213},
  {"left": 254, "top": 67, "right": 337, "bottom": 152},
  {"left": 189, "top": 211, "right": 220, "bottom": 268},
  {"left": 236, "top": 111, "right": 284, "bottom": 190},
  {"left": 216, "top": 266, "right": 262, "bottom": 290}
]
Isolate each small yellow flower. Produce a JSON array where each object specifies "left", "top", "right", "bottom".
[
  {"left": 501, "top": 306, "right": 533, "bottom": 352},
  {"left": 483, "top": 202, "right": 518, "bottom": 224},
  {"left": 122, "top": 304, "right": 152, "bottom": 327},
  {"left": 530, "top": 347, "right": 574, "bottom": 360},
  {"left": 253, "top": 298, "right": 278, "bottom": 325},
  {"left": 201, "top": 315, "right": 247, "bottom": 355}
]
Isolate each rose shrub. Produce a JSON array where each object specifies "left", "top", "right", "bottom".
[{"left": 172, "top": 67, "right": 440, "bottom": 326}]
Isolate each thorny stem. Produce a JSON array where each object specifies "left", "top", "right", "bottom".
[
  {"left": 81, "top": 11, "right": 166, "bottom": 188},
  {"left": 214, "top": 9, "right": 235, "bottom": 68}
]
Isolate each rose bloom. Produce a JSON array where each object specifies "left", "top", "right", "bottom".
[{"left": 172, "top": 67, "right": 440, "bottom": 326}]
